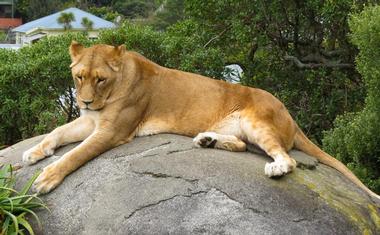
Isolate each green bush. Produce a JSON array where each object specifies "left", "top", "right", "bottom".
[
  {"left": 0, "top": 33, "right": 90, "bottom": 145},
  {"left": 98, "top": 21, "right": 226, "bottom": 78},
  {"left": 0, "top": 32, "right": 6, "bottom": 42},
  {"left": 162, "top": 20, "right": 225, "bottom": 78},
  {"left": 0, "top": 164, "right": 47, "bottom": 235},
  {"left": 323, "top": 5, "right": 380, "bottom": 193},
  {"left": 98, "top": 22, "right": 167, "bottom": 65}
]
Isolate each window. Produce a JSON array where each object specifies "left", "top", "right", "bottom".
[{"left": 0, "top": 5, "right": 12, "bottom": 18}]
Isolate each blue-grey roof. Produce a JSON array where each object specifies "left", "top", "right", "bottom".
[{"left": 12, "top": 7, "right": 115, "bottom": 33}]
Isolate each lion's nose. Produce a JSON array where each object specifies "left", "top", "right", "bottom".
[{"left": 83, "top": 100, "right": 93, "bottom": 106}]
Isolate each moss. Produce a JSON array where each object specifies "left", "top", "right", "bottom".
[
  {"left": 368, "top": 204, "right": 380, "bottom": 230},
  {"left": 290, "top": 166, "right": 379, "bottom": 234}
]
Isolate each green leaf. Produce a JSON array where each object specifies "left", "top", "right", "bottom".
[
  {"left": 1, "top": 196, "right": 14, "bottom": 213},
  {"left": 13, "top": 171, "right": 41, "bottom": 205},
  {"left": 2, "top": 209, "right": 19, "bottom": 234},
  {"left": 0, "top": 165, "right": 12, "bottom": 186},
  {"left": 0, "top": 164, "right": 47, "bottom": 234},
  {"left": 1, "top": 215, "right": 11, "bottom": 233},
  {"left": 17, "top": 215, "right": 35, "bottom": 235},
  {"left": 13, "top": 207, "right": 42, "bottom": 229},
  {"left": 0, "top": 186, "right": 18, "bottom": 194}
]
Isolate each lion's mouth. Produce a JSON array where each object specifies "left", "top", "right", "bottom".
[
  {"left": 81, "top": 107, "right": 102, "bottom": 111},
  {"left": 77, "top": 99, "right": 104, "bottom": 111},
  {"left": 80, "top": 103, "right": 100, "bottom": 111}
]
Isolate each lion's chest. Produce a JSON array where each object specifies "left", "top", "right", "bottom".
[{"left": 80, "top": 109, "right": 100, "bottom": 124}]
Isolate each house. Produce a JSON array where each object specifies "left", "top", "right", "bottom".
[
  {"left": 12, "top": 7, "right": 115, "bottom": 46},
  {"left": 0, "top": 43, "right": 20, "bottom": 49},
  {"left": 0, "top": 0, "right": 22, "bottom": 43},
  {"left": 0, "top": 18, "right": 22, "bottom": 31}
]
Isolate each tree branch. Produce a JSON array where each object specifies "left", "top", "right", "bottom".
[
  {"left": 284, "top": 55, "right": 353, "bottom": 69},
  {"left": 320, "top": 49, "right": 345, "bottom": 58},
  {"left": 266, "top": 31, "right": 312, "bottom": 46},
  {"left": 57, "top": 98, "right": 70, "bottom": 121},
  {"left": 281, "top": 1, "right": 295, "bottom": 26},
  {"left": 203, "top": 26, "right": 232, "bottom": 48},
  {"left": 248, "top": 42, "right": 258, "bottom": 61},
  {"left": 301, "top": 53, "right": 329, "bottom": 63}
]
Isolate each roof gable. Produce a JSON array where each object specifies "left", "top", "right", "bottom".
[{"left": 12, "top": 7, "right": 115, "bottom": 33}]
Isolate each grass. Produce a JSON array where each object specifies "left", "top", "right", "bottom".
[{"left": 0, "top": 164, "right": 48, "bottom": 235}]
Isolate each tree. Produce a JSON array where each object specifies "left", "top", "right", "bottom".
[
  {"left": 151, "top": 0, "right": 185, "bottom": 30},
  {"left": 323, "top": 5, "right": 380, "bottom": 193},
  {"left": 57, "top": 12, "right": 75, "bottom": 30},
  {"left": 179, "top": 0, "right": 372, "bottom": 142},
  {"left": 15, "top": 0, "right": 63, "bottom": 22},
  {"left": 81, "top": 17, "right": 93, "bottom": 31},
  {"left": 88, "top": 6, "right": 122, "bottom": 22},
  {"left": 113, "top": 0, "right": 157, "bottom": 19}
]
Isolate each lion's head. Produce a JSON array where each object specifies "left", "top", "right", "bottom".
[{"left": 69, "top": 41, "right": 126, "bottom": 111}]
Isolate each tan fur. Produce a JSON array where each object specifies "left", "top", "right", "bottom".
[
  {"left": 293, "top": 127, "right": 380, "bottom": 202},
  {"left": 23, "top": 42, "right": 379, "bottom": 202}
]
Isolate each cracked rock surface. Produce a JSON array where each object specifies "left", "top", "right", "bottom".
[{"left": 0, "top": 134, "right": 379, "bottom": 235}]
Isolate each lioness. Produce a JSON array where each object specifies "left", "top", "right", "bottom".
[{"left": 23, "top": 42, "right": 380, "bottom": 202}]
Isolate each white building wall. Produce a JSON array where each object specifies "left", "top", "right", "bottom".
[{"left": 15, "top": 30, "right": 101, "bottom": 46}]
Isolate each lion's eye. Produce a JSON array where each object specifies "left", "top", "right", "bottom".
[
  {"left": 97, "top": 78, "right": 106, "bottom": 84},
  {"left": 76, "top": 76, "right": 83, "bottom": 81}
]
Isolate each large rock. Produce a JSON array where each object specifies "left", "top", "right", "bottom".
[{"left": 0, "top": 134, "right": 379, "bottom": 235}]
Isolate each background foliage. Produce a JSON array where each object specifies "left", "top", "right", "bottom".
[
  {"left": 1, "top": 1, "right": 379, "bottom": 192},
  {"left": 0, "top": 34, "right": 89, "bottom": 145},
  {"left": 323, "top": 5, "right": 380, "bottom": 193}
]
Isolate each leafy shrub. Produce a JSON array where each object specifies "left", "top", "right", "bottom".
[
  {"left": 98, "top": 21, "right": 225, "bottom": 78},
  {"left": 0, "top": 33, "right": 90, "bottom": 145},
  {"left": 163, "top": 20, "right": 225, "bottom": 78},
  {"left": 98, "top": 22, "right": 167, "bottom": 65},
  {"left": 323, "top": 5, "right": 380, "bottom": 193},
  {"left": 0, "top": 165, "right": 47, "bottom": 234}
]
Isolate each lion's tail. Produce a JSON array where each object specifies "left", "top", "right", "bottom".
[{"left": 293, "top": 125, "right": 380, "bottom": 204}]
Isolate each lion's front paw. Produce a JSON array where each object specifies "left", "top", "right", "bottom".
[
  {"left": 23, "top": 145, "right": 46, "bottom": 165},
  {"left": 33, "top": 162, "right": 65, "bottom": 194},
  {"left": 193, "top": 132, "right": 218, "bottom": 148},
  {"left": 264, "top": 158, "right": 296, "bottom": 177}
]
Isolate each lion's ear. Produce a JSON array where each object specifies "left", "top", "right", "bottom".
[
  {"left": 115, "top": 44, "right": 126, "bottom": 56},
  {"left": 69, "top": 41, "right": 84, "bottom": 67},
  {"left": 108, "top": 44, "right": 126, "bottom": 71}
]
